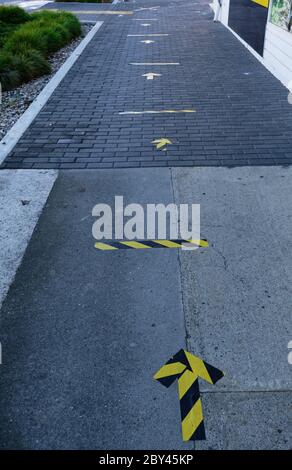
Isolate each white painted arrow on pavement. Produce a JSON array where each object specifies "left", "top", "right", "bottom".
[
  {"left": 141, "top": 40, "right": 155, "bottom": 44},
  {"left": 142, "top": 73, "right": 161, "bottom": 80},
  {"left": 134, "top": 7, "right": 160, "bottom": 11}
]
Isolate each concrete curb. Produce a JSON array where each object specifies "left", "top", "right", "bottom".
[
  {"left": 0, "top": 18, "right": 105, "bottom": 308},
  {"left": 0, "top": 20, "right": 104, "bottom": 166},
  {"left": 0, "top": 169, "right": 58, "bottom": 309}
]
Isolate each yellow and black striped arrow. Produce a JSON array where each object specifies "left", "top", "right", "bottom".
[
  {"left": 94, "top": 239, "right": 208, "bottom": 250},
  {"left": 153, "top": 349, "right": 224, "bottom": 441}
]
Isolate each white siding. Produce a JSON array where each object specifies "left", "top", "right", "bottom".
[
  {"left": 264, "top": 21, "right": 292, "bottom": 87},
  {"left": 210, "top": 0, "right": 230, "bottom": 24},
  {"left": 219, "top": 0, "right": 292, "bottom": 88},
  {"left": 221, "top": 0, "right": 230, "bottom": 25}
]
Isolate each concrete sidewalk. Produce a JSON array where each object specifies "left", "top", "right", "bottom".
[
  {"left": 0, "top": 169, "right": 191, "bottom": 450},
  {"left": 173, "top": 166, "right": 292, "bottom": 449},
  {"left": 0, "top": 166, "right": 291, "bottom": 449}
]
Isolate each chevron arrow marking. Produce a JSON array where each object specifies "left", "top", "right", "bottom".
[
  {"left": 154, "top": 349, "right": 224, "bottom": 441},
  {"left": 152, "top": 138, "right": 172, "bottom": 150},
  {"left": 142, "top": 73, "right": 161, "bottom": 80},
  {"left": 134, "top": 6, "right": 160, "bottom": 11}
]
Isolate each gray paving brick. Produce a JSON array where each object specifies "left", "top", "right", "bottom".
[{"left": 1, "top": 0, "right": 292, "bottom": 170}]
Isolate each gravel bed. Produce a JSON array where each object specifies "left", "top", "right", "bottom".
[{"left": 0, "top": 23, "right": 92, "bottom": 141}]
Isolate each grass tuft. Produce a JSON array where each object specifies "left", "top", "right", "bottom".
[
  {"left": 0, "top": 6, "right": 30, "bottom": 25},
  {"left": 0, "top": 7, "right": 81, "bottom": 90}
]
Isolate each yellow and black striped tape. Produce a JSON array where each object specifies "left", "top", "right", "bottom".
[
  {"left": 154, "top": 349, "right": 224, "bottom": 441},
  {"left": 94, "top": 239, "right": 208, "bottom": 250}
]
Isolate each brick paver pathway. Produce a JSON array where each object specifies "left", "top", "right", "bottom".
[{"left": 1, "top": 0, "right": 292, "bottom": 169}]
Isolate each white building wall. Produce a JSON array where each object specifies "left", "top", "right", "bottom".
[
  {"left": 264, "top": 21, "right": 292, "bottom": 87},
  {"left": 219, "top": 0, "right": 292, "bottom": 88}
]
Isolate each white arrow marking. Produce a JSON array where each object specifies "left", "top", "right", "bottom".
[
  {"left": 142, "top": 73, "right": 161, "bottom": 80},
  {"left": 141, "top": 40, "right": 155, "bottom": 44},
  {"left": 134, "top": 6, "right": 160, "bottom": 11},
  {"left": 141, "top": 24, "right": 151, "bottom": 26}
]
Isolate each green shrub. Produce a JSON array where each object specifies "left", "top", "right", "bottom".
[
  {"left": 0, "top": 7, "right": 81, "bottom": 90},
  {"left": 15, "top": 49, "right": 51, "bottom": 82},
  {"left": 53, "top": 11, "right": 81, "bottom": 38},
  {"left": 5, "top": 11, "right": 81, "bottom": 56},
  {"left": 0, "top": 6, "right": 30, "bottom": 25},
  {"left": 5, "top": 24, "right": 49, "bottom": 55},
  {"left": 0, "top": 50, "right": 20, "bottom": 89},
  {"left": 0, "top": 48, "right": 51, "bottom": 90},
  {"left": 0, "top": 21, "right": 15, "bottom": 47},
  {"left": 52, "top": 23, "right": 71, "bottom": 46},
  {"left": 31, "top": 10, "right": 81, "bottom": 39},
  {"left": 30, "top": 10, "right": 62, "bottom": 22},
  {"left": 0, "top": 5, "right": 31, "bottom": 47}
]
